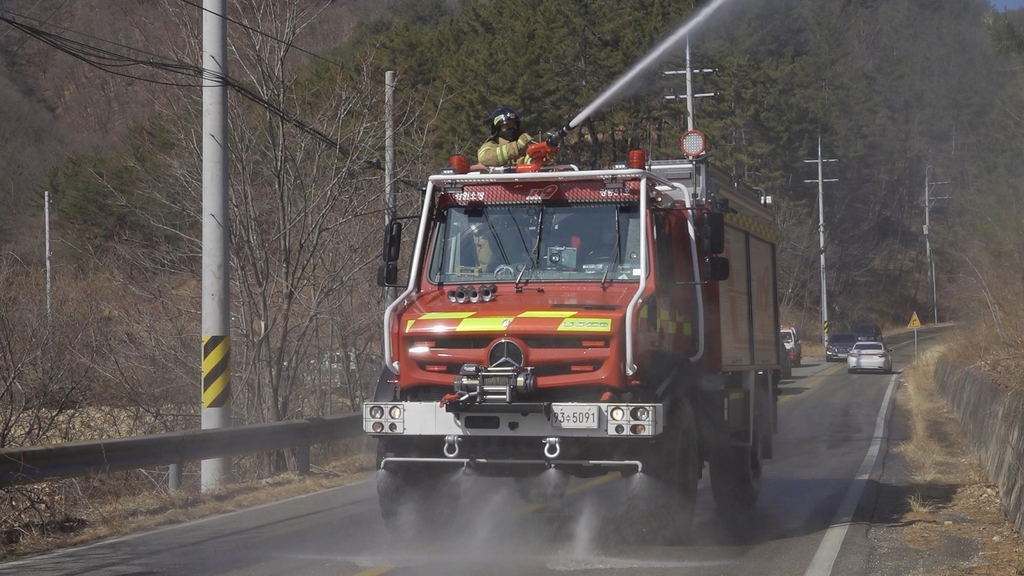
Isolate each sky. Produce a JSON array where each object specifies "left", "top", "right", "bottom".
[{"left": 994, "top": 0, "right": 1024, "bottom": 10}]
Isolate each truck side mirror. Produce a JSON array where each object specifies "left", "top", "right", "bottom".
[
  {"left": 704, "top": 256, "right": 729, "bottom": 281},
  {"left": 377, "top": 262, "right": 399, "bottom": 287},
  {"left": 383, "top": 220, "right": 402, "bottom": 264},
  {"left": 700, "top": 211, "right": 725, "bottom": 255}
]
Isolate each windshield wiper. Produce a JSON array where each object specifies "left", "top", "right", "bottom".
[
  {"left": 516, "top": 207, "right": 545, "bottom": 292},
  {"left": 481, "top": 210, "right": 510, "bottom": 265},
  {"left": 600, "top": 209, "right": 622, "bottom": 290}
]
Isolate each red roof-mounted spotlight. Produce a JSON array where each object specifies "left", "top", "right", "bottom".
[
  {"left": 627, "top": 149, "right": 647, "bottom": 169},
  {"left": 680, "top": 130, "right": 706, "bottom": 158},
  {"left": 449, "top": 155, "right": 470, "bottom": 174}
]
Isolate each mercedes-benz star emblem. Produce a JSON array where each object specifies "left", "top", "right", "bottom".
[{"left": 488, "top": 339, "right": 524, "bottom": 368}]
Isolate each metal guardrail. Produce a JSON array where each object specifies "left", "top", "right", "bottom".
[{"left": 0, "top": 413, "right": 362, "bottom": 489}]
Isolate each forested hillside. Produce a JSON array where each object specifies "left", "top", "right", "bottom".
[{"left": 1, "top": 0, "right": 1023, "bottom": 439}]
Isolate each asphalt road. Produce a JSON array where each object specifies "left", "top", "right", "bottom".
[{"left": 2, "top": 327, "right": 949, "bottom": 576}]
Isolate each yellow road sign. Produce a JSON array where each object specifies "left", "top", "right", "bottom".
[{"left": 908, "top": 311, "right": 921, "bottom": 328}]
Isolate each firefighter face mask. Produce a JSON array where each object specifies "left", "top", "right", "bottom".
[{"left": 498, "top": 121, "right": 521, "bottom": 142}]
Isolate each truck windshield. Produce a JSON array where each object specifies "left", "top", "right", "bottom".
[{"left": 428, "top": 203, "right": 642, "bottom": 284}]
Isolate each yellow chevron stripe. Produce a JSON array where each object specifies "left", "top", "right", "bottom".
[
  {"left": 456, "top": 317, "right": 514, "bottom": 332},
  {"left": 516, "top": 311, "right": 578, "bottom": 318},
  {"left": 725, "top": 212, "right": 777, "bottom": 242}
]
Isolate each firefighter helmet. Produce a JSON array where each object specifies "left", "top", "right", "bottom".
[{"left": 488, "top": 106, "right": 521, "bottom": 135}]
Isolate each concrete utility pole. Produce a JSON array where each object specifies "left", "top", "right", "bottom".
[
  {"left": 663, "top": 38, "right": 717, "bottom": 130},
  {"left": 385, "top": 70, "right": 397, "bottom": 305},
  {"left": 924, "top": 165, "right": 952, "bottom": 324},
  {"left": 201, "top": 0, "right": 231, "bottom": 491},
  {"left": 804, "top": 136, "right": 838, "bottom": 346},
  {"left": 44, "top": 190, "right": 51, "bottom": 324}
]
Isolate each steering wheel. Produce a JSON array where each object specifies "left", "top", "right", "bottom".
[{"left": 493, "top": 264, "right": 516, "bottom": 280}]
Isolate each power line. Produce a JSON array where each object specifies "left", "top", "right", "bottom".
[
  {"left": 0, "top": 10, "right": 390, "bottom": 169},
  {"left": 1, "top": 7, "right": 183, "bottom": 64},
  {"left": 173, "top": 0, "right": 348, "bottom": 71},
  {"left": 3, "top": 0, "right": 69, "bottom": 57}
]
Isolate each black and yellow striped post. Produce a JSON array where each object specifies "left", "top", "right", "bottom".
[{"left": 203, "top": 335, "right": 231, "bottom": 409}]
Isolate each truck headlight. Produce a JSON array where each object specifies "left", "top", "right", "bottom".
[
  {"left": 609, "top": 406, "right": 625, "bottom": 421},
  {"left": 388, "top": 405, "right": 403, "bottom": 419},
  {"left": 631, "top": 407, "right": 650, "bottom": 421},
  {"left": 369, "top": 405, "right": 384, "bottom": 419}
]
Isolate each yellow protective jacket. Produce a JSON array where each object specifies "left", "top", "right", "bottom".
[{"left": 477, "top": 135, "right": 530, "bottom": 166}]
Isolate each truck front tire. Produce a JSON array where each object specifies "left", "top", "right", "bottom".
[
  {"left": 625, "top": 394, "right": 699, "bottom": 543},
  {"left": 709, "top": 432, "right": 763, "bottom": 513}
]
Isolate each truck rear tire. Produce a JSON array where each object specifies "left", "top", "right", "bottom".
[
  {"left": 625, "top": 394, "right": 699, "bottom": 543},
  {"left": 709, "top": 433, "right": 763, "bottom": 513}
]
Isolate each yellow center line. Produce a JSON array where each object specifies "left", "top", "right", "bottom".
[
  {"left": 354, "top": 567, "right": 395, "bottom": 576},
  {"left": 353, "top": 542, "right": 443, "bottom": 576},
  {"left": 779, "top": 362, "right": 844, "bottom": 404}
]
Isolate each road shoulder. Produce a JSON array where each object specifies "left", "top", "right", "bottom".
[{"left": 842, "top": 360, "right": 1024, "bottom": 574}]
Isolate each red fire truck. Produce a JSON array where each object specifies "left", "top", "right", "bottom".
[{"left": 365, "top": 131, "right": 781, "bottom": 538}]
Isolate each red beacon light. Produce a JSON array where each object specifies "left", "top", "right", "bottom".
[
  {"left": 680, "top": 130, "right": 706, "bottom": 158},
  {"left": 627, "top": 149, "right": 647, "bottom": 169},
  {"left": 449, "top": 155, "right": 470, "bottom": 174}
]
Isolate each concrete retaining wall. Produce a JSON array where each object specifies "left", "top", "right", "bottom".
[{"left": 934, "top": 359, "right": 1024, "bottom": 532}]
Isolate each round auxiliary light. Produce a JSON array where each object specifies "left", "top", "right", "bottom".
[
  {"left": 388, "top": 423, "right": 398, "bottom": 433},
  {"left": 680, "top": 129, "right": 706, "bottom": 158},
  {"left": 609, "top": 406, "right": 626, "bottom": 422},
  {"left": 372, "top": 421, "right": 385, "bottom": 433},
  {"left": 631, "top": 406, "right": 650, "bottom": 421},
  {"left": 369, "top": 405, "right": 384, "bottom": 419},
  {"left": 627, "top": 149, "right": 647, "bottom": 169},
  {"left": 631, "top": 424, "right": 647, "bottom": 435},
  {"left": 389, "top": 405, "right": 403, "bottom": 420},
  {"left": 614, "top": 424, "right": 626, "bottom": 435}
]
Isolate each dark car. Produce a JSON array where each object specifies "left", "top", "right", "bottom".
[
  {"left": 849, "top": 323, "right": 884, "bottom": 342},
  {"left": 826, "top": 332, "right": 859, "bottom": 362}
]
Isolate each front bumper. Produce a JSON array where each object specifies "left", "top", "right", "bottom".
[
  {"left": 826, "top": 349, "right": 850, "bottom": 361},
  {"left": 363, "top": 401, "right": 663, "bottom": 438}
]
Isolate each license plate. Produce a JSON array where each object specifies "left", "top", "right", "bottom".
[{"left": 551, "top": 405, "right": 599, "bottom": 429}]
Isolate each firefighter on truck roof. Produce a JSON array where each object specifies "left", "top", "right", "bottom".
[{"left": 477, "top": 106, "right": 557, "bottom": 167}]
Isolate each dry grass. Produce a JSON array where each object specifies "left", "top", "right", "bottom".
[
  {"left": 0, "top": 451, "right": 375, "bottom": 560},
  {"left": 908, "top": 492, "right": 938, "bottom": 514},
  {"left": 895, "top": 345, "right": 974, "bottom": 485},
  {"left": 894, "top": 343, "right": 1024, "bottom": 574}
]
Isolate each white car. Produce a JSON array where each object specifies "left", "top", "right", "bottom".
[{"left": 847, "top": 341, "right": 893, "bottom": 373}]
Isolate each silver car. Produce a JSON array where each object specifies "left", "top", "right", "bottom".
[{"left": 847, "top": 341, "right": 893, "bottom": 373}]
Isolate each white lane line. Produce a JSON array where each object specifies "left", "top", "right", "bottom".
[{"left": 803, "top": 372, "right": 899, "bottom": 576}]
